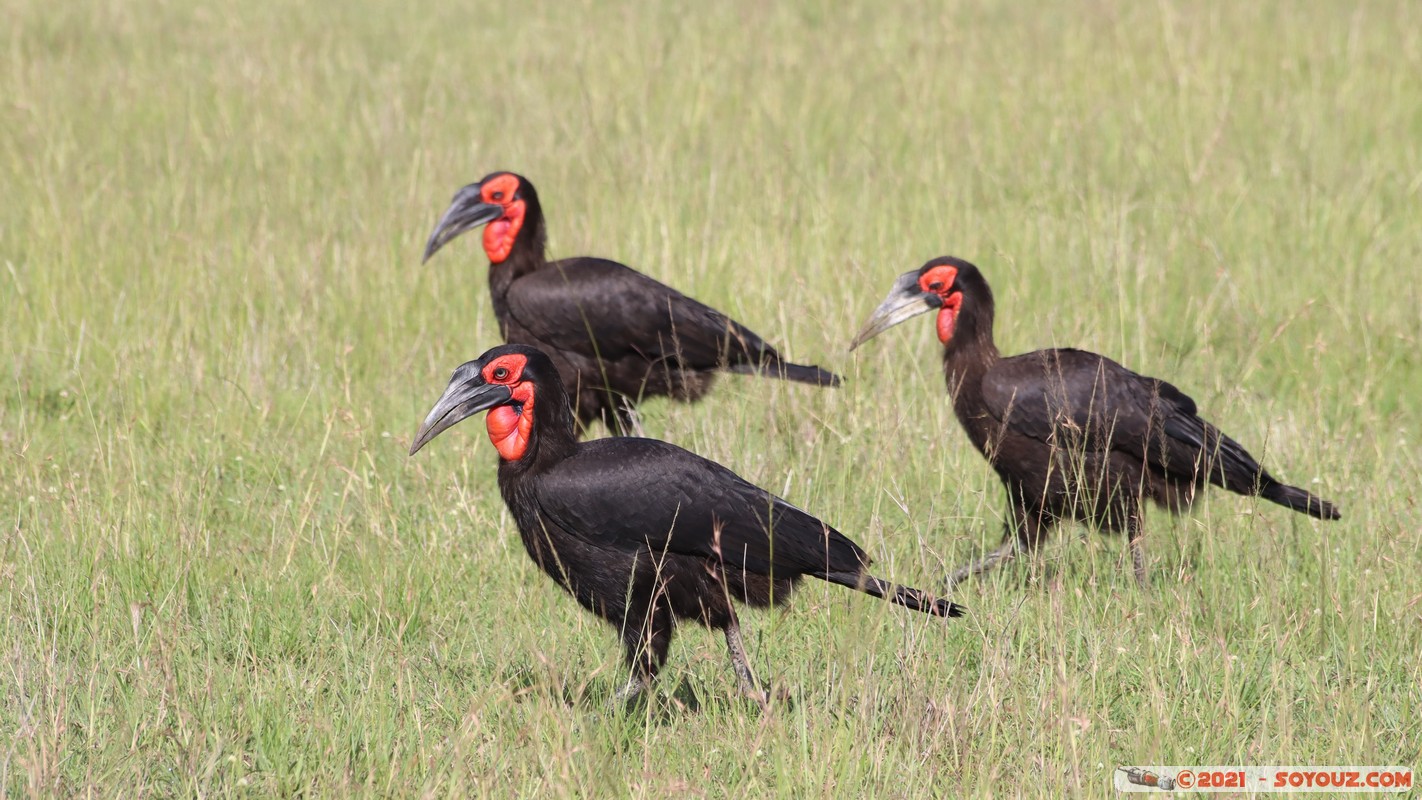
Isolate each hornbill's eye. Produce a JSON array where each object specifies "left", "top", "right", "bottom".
[
  {"left": 929, "top": 281, "right": 944, "bottom": 291},
  {"left": 493, "top": 367, "right": 510, "bottom": 381},
  {"left": 492, "top": 191, "right": 504, "bottom": 201}
]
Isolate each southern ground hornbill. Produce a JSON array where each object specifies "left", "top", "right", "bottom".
[
  {"left": 851, "top": 256, "right": 1340, "bottom": 587},
  {"left": 422, "top": 172, "right": 840, "bottom": 435},
  {"left": 409, "top": 344, "right": 962, "bottom": 705}
]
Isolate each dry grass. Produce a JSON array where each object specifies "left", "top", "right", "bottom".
[{"left": 2, "top": 0, "right": 1420, "bottom": 796}]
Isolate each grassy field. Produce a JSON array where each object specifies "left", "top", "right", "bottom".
[{"left": 3, "top": 0, "right": 1421, "bottom": 796}]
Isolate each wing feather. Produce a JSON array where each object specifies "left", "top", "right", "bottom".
[{"left": 530, "top": 438, "right": 868, "bottom": 577}]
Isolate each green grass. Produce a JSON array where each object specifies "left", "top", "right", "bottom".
[{"left": 3, "top": 0, "right": 1420, "bottom": 796}]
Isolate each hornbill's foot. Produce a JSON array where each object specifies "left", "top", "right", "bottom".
[{"left": 608, "top": 675, "right": 650, "bottom": 709}]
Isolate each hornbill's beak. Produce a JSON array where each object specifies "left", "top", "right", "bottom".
[
  {"left": 849, "top": 270, "right": 942, "bottom": 350},
  {"left": 422, "top": 185, "right": 503, "bottom": 263},
  {"left": 409, "top": 377, "right": 514, "bottom": 455}
]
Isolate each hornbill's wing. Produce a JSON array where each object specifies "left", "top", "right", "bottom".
[
  {"left": 503, "top": 257, "right": 783, "bottom": 371},
  {"left": 528, "top": 438, "right": 868, "bottom": 578},
  {"left": 978, "top": 348, "right": 1244, "bottom": 480}
]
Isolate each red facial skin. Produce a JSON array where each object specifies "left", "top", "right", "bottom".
[
  {"left": 937, "top": 292, "right": 963, "bottom": 344},
  {"left": 479, "top": 173, "right": 526, "bottom": 264},
  {"left": 481, "top": 354, "right": 536, "bottom": 460},
  {"left": 918, "top": 265, "right": 964, "bottom": 344}
]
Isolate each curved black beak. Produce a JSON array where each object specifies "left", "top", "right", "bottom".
[
  {"left": 409, "top": 370, "right": 515, "bottom": 455},
  {"left": 849, "top": 270, "right": 942, "bottom": 351},
  {"left": 423, "top": 184, "right": 504, "bottom": 263}
]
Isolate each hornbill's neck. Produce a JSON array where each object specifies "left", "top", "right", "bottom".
[
  {"left": 495, "top": 367, "right": 580, "bottom": 484},
  {"left": 941, "top": 286, "right": 1000, "bottom": 409},
  {"left": 488, "top": 204, "right": 549, "bottom": 322}
]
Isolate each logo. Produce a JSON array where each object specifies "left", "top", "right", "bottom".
[
  {"left": 1119, "top": 768, "right": 1176, "bottom": 790},
  {"left": 1115, "top": 766, "right": 1412, "bottom": 793}
]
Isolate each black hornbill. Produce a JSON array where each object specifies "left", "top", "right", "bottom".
[
  {"left": 409, "top": 344, "right": 961, "bottom": 704},
  {"left": 851, "top": 256, "right": 1340, "bottom": 587},
  {"left": 422, "top": 172, "right": 841, "bottom": 436}
]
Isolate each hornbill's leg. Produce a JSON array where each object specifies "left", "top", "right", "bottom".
[
  {"left": 1125, "top": 509, "right": 1149, "bottom": 588},
  {"left": 610, "top": 599, "right": 674, "bottom": 707},
  {"left": 703, "top": 556, "right": 770, "bottom": 707},
  {"left": 947, "top": 501, "right": 1045, "bottom": 588},
  {"left": 722, "top": 610, "right": 769, "bottom": 708},
  {"left": 947, "top": 537, "right": 1017, "bottom": 588}
]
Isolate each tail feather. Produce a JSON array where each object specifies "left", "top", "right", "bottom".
[
  {"left": 728, "top": 359, "right": 842, "bottom": 387},
  {"left": 1261, "top": 480, "right": 1341, "bottom": 520},
  {"left": 1164, "top": 414, "right": 1341, "bottom": 521},
  {"left": 824, "top": 571, "right": 965, "bottom": 618}
]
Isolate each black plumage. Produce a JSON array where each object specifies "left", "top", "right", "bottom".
[
  {"left": 851, "top": 256, "right": 1340, "bottom": 587},
  {"left": 422, "top": 172, "right": 840, "bottom": 436},
  {"left": 409, "top": 344, "right": 960, "bottom": 705}
]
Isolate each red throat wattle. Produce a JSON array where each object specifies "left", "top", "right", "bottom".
[
  {"left": 937, "top": 293, "right": 963, "bottom": 344},
  {"left": 486, "top": 381, "right": 535, "bottom": 461},
  {"left": 482, "top": 199, "right": 525, "bottom": 264}
]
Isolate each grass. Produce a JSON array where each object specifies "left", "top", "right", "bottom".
[{"left": 2, "top": 0, "right": 1420, "bottom": 795}]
